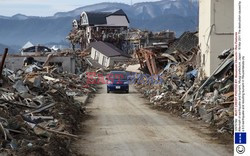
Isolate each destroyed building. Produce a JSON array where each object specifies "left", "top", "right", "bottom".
[
  {"left": 136, "top": 31, "right": 197, "bottom": 75},
  {"left": 86, "top": 41, "right": 131, "bottom": 68},
  {"left": 0, "top": 48, "right": 97, "bottom": 155},
  {"left": 126, "top": 29, "right": 176, "bottom": 54},
  {"left": 131, "top": 25, "right": 234, "bottom": 135},
  {"left": 67, "top": 9, "right": 130, "bottom": 51},
  {"left": 128, "top": 0, "right": 234, "bottom": 136},
  {"left": 2, "top": 55, "right": 75, "bottom": 73},
  {"left": 2, "top": 42, "right": 79, "bottom": 74},
  {"left": 134, "top": 48, "right": 234, "bottom": 134},
  {"left": 21, "top": 45, "right": 52, "bottom": 56},
  {"left": 165, "top": 31, "right": 198, "bottom": 54}
]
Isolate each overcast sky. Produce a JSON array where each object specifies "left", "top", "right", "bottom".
[{"left": 0, "top": 0, "right": 159, "bottom": 16}]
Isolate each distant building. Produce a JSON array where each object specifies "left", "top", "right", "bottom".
[
  {"left": 80, "top": 9, "right": 129, "bottom": 28},
  {"left": 51, "top": 45, "right": 61, "bottom": 52},
  {"left": 89, "top": 41, "right": 130, "bottom": 67},
  {"left": 165, "top": 31, "right": 198, "bottom": 54},
  {"left": 22, "top": 41, "right": 34, "bottom": 50},
  {"left": 21, "top": 45, "right": 52, "bottom": 56},
  {"left": 1, "top": 55, "right": 75, "bottom": 73},
  {"left": 4, "top": 43, "right": 74, "bottom": 73},
  {"left": 72, "top": 19, "right": 80, "bottom": 30},
  {"left": 126, "top": 30, "right": 176, "bottom": 54},
  {"left": 199, "top": 0, "right": 234, "bottom": 76},
  {"left": 69, "top": 9, "right": 129, "bottom": 50}
]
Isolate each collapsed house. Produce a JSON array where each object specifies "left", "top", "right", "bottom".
[
  {"left": 86, "top": 41, "right": 131, "bottom": 68},
  {"left": 1, "top": 42, "right": 93, "bottom": 75},
  {"left": 67, "top": 9, "right": 130, "bottom": 51},
  {"left": 136, "top": 31, "right": 198, "bottom": 75}
]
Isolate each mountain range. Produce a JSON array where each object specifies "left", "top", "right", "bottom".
[{"left": 0, "top": 0, "right": 198, "bottom": 51}]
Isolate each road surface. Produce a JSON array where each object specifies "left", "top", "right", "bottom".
[{"left": 74, "top": 85, "right": 232, "bottom": 156}]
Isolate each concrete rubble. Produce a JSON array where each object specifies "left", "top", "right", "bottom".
[
  {"left": 133, "top": 32, "right": 234, "bottom": 135},
  {"left": 0, "top": 49, "right": 97, "bottom": 155}
]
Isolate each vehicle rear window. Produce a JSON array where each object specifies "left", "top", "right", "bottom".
[{"left": 108, "top": 72, "right": 127, "bottom": 80}]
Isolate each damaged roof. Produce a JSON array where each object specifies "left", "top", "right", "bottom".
[
  {"left": 165, "top": 31, "right": 198, "bottom": 54},
  {"left": 90, "top": 41, "right": 131, "bottom": 58},
  {"left": 85, "top": 12, "right": 111, "bottom": 25},
  {"left": 84, "top": 9, "right": 130, "bottom": 25}
]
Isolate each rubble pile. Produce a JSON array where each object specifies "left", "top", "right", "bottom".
[
  {"left": 0, "top": 64, "right": 96, "bottom": 155},
  {"left": 67, "top": 21, "right": 127, "bottom": 51},
  {"left": 107, "top": 58, "right": 139, "bottom": 71},
  {"left": 192, "top": 49, "right": 234, "bottom": 134},
  {"left": 134, "top": 48, "right": 199, "bottom": 114},
  {"left": 134, "top": 32, "right": 234, "bottom": 134}
]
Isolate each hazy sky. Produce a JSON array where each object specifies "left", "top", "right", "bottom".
[{"left": 0, "top": 0, "right": 159, "bottom": 16}]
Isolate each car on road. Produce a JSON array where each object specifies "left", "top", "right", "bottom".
[{"left": 106, "top": 71, "right": 129, "bottom": 93}]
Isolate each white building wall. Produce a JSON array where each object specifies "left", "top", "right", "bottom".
[
  {"left": 106, "top": 16, "right": 129, "bottom": 27},
  {"left": 107, "top": 57, "right": 111, "bottom": 67},
  {"left": 98, "top": 53, "right": 112, "bottom": 67},
  {"left": 199, "top": 0, "right": 234, "bottom": 77},
  {"left": 87, "top": 26, "right": 92, "bottom": 44},
  {"left": 80, "top": 12, "right": 89, "bottom": 25},
  {"left": 90, "top": 48, "right": 96, "bottom": 59},
  {"left": 199, "top": 0, "right": 212, "bottom": 76},
  {"left": 97, "top": 52, "right": 105, "bottom": 65}
]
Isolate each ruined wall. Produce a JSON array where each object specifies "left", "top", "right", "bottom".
[
  {"left": 3, "top": 56, "right": 75, "bottom": 73},
  {"left": 97, "top": 51, "right": 107, "bottom": 66},
  {"left": 90, "top": 48, "right": 97, "bottom": 60}
]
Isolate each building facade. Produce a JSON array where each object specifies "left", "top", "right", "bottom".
[{"left": 199, "top": 0, "right": 234, "bottom": 76}]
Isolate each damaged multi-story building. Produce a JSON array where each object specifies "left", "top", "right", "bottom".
[{"left": 68, "top": 9, "right": 130, "bottom": 51}]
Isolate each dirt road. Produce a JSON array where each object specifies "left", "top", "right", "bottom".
[{"left": 74, "top": 85, "right": 232, "bottom": 156}]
